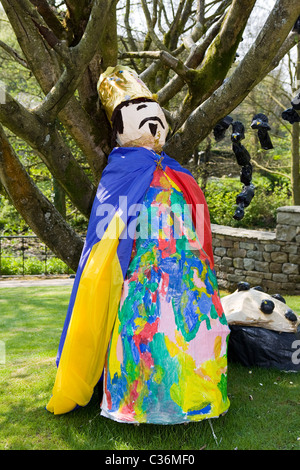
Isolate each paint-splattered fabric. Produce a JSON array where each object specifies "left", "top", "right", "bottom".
[{"left": 101, "top": 169, "right": 230, "bottom": 424}]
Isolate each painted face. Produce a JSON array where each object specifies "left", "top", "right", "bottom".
[{"left": 116, "top": 101, "right": 168, "bottom": 152}]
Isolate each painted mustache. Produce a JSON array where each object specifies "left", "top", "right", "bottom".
[{"left": 138, "top": 116, "right": 165, "bottom": 130}]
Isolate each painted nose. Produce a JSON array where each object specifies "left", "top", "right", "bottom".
[{"left": 149, "top": 123, "right": 157, "bottom": 136}]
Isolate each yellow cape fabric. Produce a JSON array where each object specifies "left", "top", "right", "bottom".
[{"left": 46, "top": 213, "right": 125, "bottom": 415}]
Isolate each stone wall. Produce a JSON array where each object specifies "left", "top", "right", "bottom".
[{"left": 211, "top": 206, "right": 300, "bottom": 295}]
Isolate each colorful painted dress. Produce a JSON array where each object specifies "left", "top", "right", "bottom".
[{"left": 101, "top": 168, "right": 230, "bottom": 424}]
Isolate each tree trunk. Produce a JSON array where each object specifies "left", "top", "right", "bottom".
[
  {"left": 291, "top": 41, "right": 300, "bottom": 205},
  {"left": 292, "top": 121, "right": 300, "bottom": 204},
  {"left": 199, "top": 137, "right": 211, "bottom": 194},
  {"left": 53, "top": 178, "right": 66, "bottom": 219},
  {"left": 0, "top": 125, "right": 83, "bottom": 271}
]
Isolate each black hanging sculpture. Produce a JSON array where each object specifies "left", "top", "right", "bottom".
[
  {"left": 213, "top": 115, "right": 233, "bottom": 142},
  {"left": 282, "top": 108, "right": 300, "bottom": 124},
  {"left": 212, "top": 117, "right": 255, "bottom": 220},
  {"left": 250, "top": 113, "right": 273, "bottom": 150},
  {"left": 230, "top": 120, "right": 255, "bottom": 220},
  {"left": 213, "top": 114, "right": 273, "bottom": 221},
  {"left": 282, "top": 91, "right": 300, "bottom": 124},
  {"left": 291, "top": 92, "right": 300, "bottom": 110}
]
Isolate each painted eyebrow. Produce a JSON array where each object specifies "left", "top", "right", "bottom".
[{"left": 136, "top": 104, "right": 148, "bottom": 111}]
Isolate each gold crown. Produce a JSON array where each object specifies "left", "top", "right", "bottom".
[{"left": 97, "top": 65, "right": 155, "bottom": 124}]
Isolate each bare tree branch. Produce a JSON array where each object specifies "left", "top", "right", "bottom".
[
  {"left": 140, "top": 0, "right": 170, "bottom": 52},
  {"left": 1, "top": 0, "right": 110, "bottom": 180},
  {"left": 167, "top": 0, "right": 193, "bottom": 51},
  {"left": 197, "top": 0, "right": 205, "bottom": 24},
  {"left": 251, "top": 158, "right": 291, "bottom": 179},
  {"left": 119, "top": 50, "right": 190, "bottom": 79},
  {"left": 124, "top": 0, "right": 138, "bottom": 52},
  {"left": 0, "top": 39, "right": 28, "bottom": 68},
  {"left": 158, "top": 0, "right": 171, "bottom": 31},
  {"left": 0, "top": 88, "right": 95, "bottom": 217},
  {"left": 0, "top": 124, "right": 84, "bottom": 271},
  {"left": 164, "top": 0, "right": 300, "bottom": 160},
  {"left": 64, "top": 0, "right": 93, "bottom": 46},
  {"left": 1, "top": 0, "right": 62, "bottom": 90},
  {"left": 34, "top": 0, "right": 119, "bottom": 121},
  {"left": 140, "top": 3, "right": 227, "bottom": 93},
  {"left": 266, "top": 31, "right": 299, "bottom": 75},
  {"left": 158, "top": 15, "right": 224, "bottom": 106},
  {"left": 171, "top": 0, "right": 257, "bottom": 128},
  {"left": 29, "top": 0, "right": 69, "bottom": 41}
]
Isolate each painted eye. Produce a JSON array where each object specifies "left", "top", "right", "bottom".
[
  {"left": 284, "top": 309, "right": 297, "bottom": 322},
  {"left": 237, "top": 282, "right": 250, "bottom": 291},
  {"left": 253, "top": 286, "right": 264, "bottom": 292},
  {"left": 260, "top": 300, "right": 275, "bottom": 314},
  {"left": 271, "top": 293, "right": 286, "bottom": 304}
]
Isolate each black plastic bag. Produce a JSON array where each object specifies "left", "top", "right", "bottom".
[{"left": 228, "top": 325, "right": 300, "bottom": 371}]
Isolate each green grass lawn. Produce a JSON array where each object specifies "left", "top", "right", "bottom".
[{"left": 0, "top": 285, "right": 299, "bottom": 451}]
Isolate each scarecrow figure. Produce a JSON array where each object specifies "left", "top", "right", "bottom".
[{"left": 47, "top": 66, "right": 230, "bottom": 424}]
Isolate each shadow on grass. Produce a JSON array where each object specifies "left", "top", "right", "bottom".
[
  {"left": 1, "top": 359, "right": 300, "bottom": 451},
  {"left": 0, "top": 388, "right": 217, "bottom": 451}
]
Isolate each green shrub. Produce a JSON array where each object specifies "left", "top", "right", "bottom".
[
  {"left": 0, "top": 257, "right": 23, "bottom": 275},
  {"left": 24, "top": 257, "right": 45, "bottom": 275},
  {"left": 0, "top": 256, "right": 73, "bottom": 276},
  {"left": 45, "top": 257, "right": 73, "bottom": 275}
]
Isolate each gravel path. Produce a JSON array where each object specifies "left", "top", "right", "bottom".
[{"left": 0, "top": 276, "right": 75, "bottom": 288}]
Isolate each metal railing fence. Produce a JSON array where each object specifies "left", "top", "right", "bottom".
[{"left": 0, "top": 236, "right": 72, "bottom": 276}]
